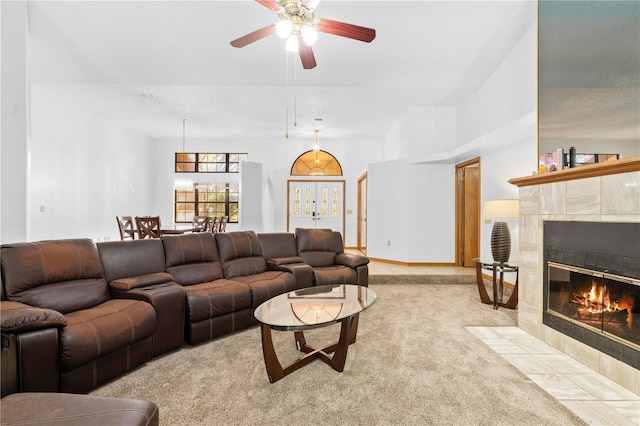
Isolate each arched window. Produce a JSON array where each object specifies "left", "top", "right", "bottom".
[{"left": 290, "top": 150, "right": 343, "bottom": 176}]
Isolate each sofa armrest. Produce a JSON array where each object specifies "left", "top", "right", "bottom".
[
  {"left": 335, "top": 253, "right": 370, "bottom": 269},
  {"left": 266, "top": 256, "right": 305, "bottom": 266},
  {"left": 109, "top": 272, "right": 174, "bottom": 291},
  {"left": 1, "top": 301, "right": 66, "bottom": 334}
]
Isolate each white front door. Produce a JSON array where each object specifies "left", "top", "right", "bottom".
[{"left": 288, "top": 180, "right": 344, "bottom": 235}]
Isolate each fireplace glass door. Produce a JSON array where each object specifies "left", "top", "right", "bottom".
[{"left": 547, "top": 262, "right": 640, "bottom": 349}]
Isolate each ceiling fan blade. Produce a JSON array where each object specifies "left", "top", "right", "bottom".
[
  {"left": 255, "top": 0, "right": 280, "bottom": 12},
  {"left": 230, "top": 25, "right": 276, "bottom": 48},
  {"left": 317, "top": 19, "right": 376, "bottom": 43},
  {"left": 298, "top": 37, "right": 317, "bottom": 69}
]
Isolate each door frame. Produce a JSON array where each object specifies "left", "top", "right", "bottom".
[
  {"left": 286, "top": 179, "right": 345, "bottom": 237},
  {"left": 357, "top": 172, "right": 367, "bottom": 254},
  {"left": 455, "top": 157, "right": 481, "bottom": 267}
]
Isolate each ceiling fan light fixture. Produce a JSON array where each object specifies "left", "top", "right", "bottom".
[
  {"left": 285, "top": 35, "right": 299, "bottom": 52},
  {"left": 301, "top": 25, "right": 318, "bottom": 45},
  {"left": 276, "top": 19, "right": 293, "bottom": 39}
]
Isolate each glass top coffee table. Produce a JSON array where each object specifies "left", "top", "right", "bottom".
[{"left": 254, "top": 284, "right": 377, "bottom": 383}]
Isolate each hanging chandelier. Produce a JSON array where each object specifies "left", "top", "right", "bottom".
[{"left": 174, "top": 118, "right": 194, "bottom": 191}]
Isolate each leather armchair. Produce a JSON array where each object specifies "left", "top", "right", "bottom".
[
  {"left": 257, "top": 232, "right": 314, "bottom": 289},
  {"left": 0, "top": 239, "right": 156, "bottom": 393},
  {"left": 294, "top": 228, "right": 370, "bottom": 287},
  {"left": 162, "top": 233, "right": 253, "bottom": 345},
  {"left": 215, "top": 231, "right": 298, "bottom": 322},
  {"left": 98, "top": 239, "right": 185, "bottom": 356}
]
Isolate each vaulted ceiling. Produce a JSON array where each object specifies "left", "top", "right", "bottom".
[{"left": 26, "top": 1, "right": 536, "bottom": 143}]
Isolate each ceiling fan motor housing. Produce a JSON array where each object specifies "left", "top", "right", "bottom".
[{"left": 278, "top": 0, "right": 316, "bottom": 33}]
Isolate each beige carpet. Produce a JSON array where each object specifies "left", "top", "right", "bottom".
[{"left": 91, "top": 284, "right": 586, "bottom": 425}]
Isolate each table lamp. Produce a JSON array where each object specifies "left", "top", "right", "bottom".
[{"left": 483, "top": 199, "right": 519, "bottom": 263}]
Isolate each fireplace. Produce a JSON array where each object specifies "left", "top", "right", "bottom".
[{"left": 543, "top": 221, "right": 640, "bottom": 369}]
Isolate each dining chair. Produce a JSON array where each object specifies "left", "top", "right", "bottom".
[
  {"left": 209, "top": 216, "right": 221, "bottom": 233},
  {"left": 192, "top": 216, "right": 210, "bottom": 232},
  {"left": 116, "top": 216, "right": 136, "bottom": 240},
  {"left": 135, "top": 216, "right": 161, "bottom": 239},
  {"left": 218, "top": 216, "right": 228, "bottom": 232}
]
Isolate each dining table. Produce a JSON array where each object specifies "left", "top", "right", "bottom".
[{"left": 159, "top": 224, "right": 204, "bottom": 235}]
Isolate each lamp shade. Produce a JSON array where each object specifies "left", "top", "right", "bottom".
[{"left": 483, "top": 199, "right": 519, "bottom": 220}]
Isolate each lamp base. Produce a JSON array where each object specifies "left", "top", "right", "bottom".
[{"left": 491, "top": 221, "right": 511, "bottom": 263}]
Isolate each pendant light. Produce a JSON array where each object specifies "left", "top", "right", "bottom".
[{"left": 174, "top": 118, "right": 194, "bottom": 191}]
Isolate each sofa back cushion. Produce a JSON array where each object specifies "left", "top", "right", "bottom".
[
  {"left": 98, "top": 239, "right": 166, "bottom": 283},
  {"left": 215, "top": 231, "right": 267, "bottom": 278},
  {"left": 257, "top": 233, "right": 299, "bottom": 260},
  {"left": 0, "top": 239, "right": 110, "bottom": 314},
  {"left": 295, "top": 228, "right": 337, "bottom": 267},
  {"left": 162, "top": 233, "right": 224, "bottom": 285}
]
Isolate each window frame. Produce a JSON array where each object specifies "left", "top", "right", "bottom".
[
  {"left": 175, "top": 152, "right": 248, "bottom": 174},
  {"left": 174, "top": 183, "right": 239, "bottom": 224}
]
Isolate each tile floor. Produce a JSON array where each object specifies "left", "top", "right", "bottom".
[
  {"left": 357, "top": 253, "right": 640, "bottom": 426},
  {"left": 468, "top": 326, "right": 640, "bottom": 426}
]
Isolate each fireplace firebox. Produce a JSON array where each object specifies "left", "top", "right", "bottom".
[{"left": 543, "top": 221, "right": 640, "bottom": 369}]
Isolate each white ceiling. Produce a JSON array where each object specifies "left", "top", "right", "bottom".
[{"left": 26, "top": 0, "right": 537, "bottom": 143}]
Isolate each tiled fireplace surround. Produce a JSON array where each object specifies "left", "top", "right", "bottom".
[{"left": 512, "top": 159, "right": 640, "bottom": 395}]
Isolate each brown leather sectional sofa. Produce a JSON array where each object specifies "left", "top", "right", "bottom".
[{"left": 0, "top": 228, "right": 368, "bottom": 397}]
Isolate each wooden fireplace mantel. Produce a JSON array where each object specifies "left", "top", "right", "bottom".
[{"left": 509, "top": 155, "right": 640, "bottom": 187}]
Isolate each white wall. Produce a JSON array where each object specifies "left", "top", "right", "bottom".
[
  {"left": 408, "top": 107, "right": 456, "bottom": 159},
  {"left": 367, "top": 159, "right": 410, "bottom": 261},
  {"left": 456, "top": 24, "right": 538, "bottom": 148},
  {"left": 240, "top": 161, "right": 263, "bottom": 232},
  {"left": 29, "top": 87, "right": 154, "bottom": 242},
  {"left": 407, "top": 163, "right": 456, "bottom": 262},
  {"left": 365, "top": 21, "right": 537, "bottom": 263},
  {"left": 1, "top": 1, "right": 28, "bottom": 244}
]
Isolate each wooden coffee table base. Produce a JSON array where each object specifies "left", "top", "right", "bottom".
[{"left": 260, "top": 314, "right": 359, "bottom": 383}]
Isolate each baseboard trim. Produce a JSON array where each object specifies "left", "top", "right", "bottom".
[{"left": 367, "top": 257, "right": 455, "bottom": 267}]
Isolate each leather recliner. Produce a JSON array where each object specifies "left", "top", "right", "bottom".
[
  {"left": 0, "top": 239, "right": 156, "bottom": 393},
  {"left": 97, "top": 239, "right": 185, "bottom": 356},
  {"left": 161, "top": 232, "right": 253, "bottom": 345},
  {"left": 215, "top": 230, "right": 299, "bottom": 323},
  {"left": 294, "top": 228, "right": 370, "bottom": 287},
  {"left": 257, "top": 232, "right": 314, "bottom": 289}
]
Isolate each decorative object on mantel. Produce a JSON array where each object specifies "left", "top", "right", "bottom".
[
  {"left": 510, "top": 155, "right": 640, "bottom": 187},
  {"left": 484, "top": 199, "right": 519, "bottom": 263},
  {"left": 174, "top": 118, "right": 194, "bottom": 191}
]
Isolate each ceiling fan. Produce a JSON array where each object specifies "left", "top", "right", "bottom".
[{"left": 230, "top": 0, "right": 376, "bottom": 70}]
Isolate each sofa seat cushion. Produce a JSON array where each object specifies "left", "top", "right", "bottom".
[
  {"left": 229, "top": 271, "right": 297, "bottom": 308},
  {"left": 60, "top": 299, "right": 156, "bottom": 373},
  {"left": 184, "top": 279, "right": 252, "bottom": 323},
  {"left": 312, "top": 265, "right": 358, "bottom": 286}
]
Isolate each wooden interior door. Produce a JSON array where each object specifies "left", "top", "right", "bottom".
[
  {"left": 357, "top": 173, "right": 367, "bottom": 253},
  {"left": 455, "top": 158, "right": 480, "bottom": 267}
]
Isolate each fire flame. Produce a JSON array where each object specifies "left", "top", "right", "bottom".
[{"left": 572, "top": 280, "right": 634, "bottom": 328}]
